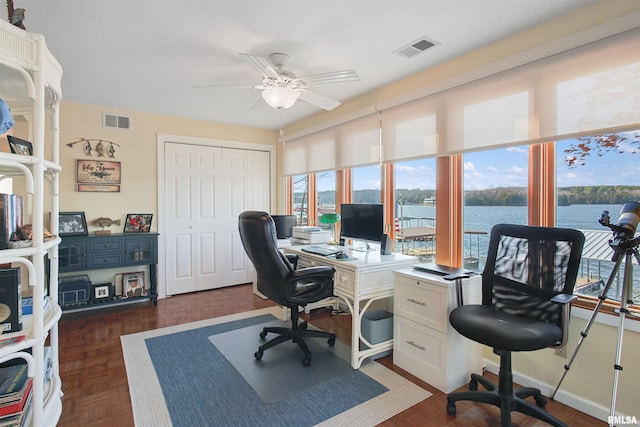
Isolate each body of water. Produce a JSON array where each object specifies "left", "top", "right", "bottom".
[{"left": 394, "top": 203, "right": 639, "bottom": 303}]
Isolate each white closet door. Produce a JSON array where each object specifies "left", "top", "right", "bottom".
[
  {"left": 222, "top": 149, "right": 270, "bottom": 285},
  {"left": 164, "top": 143, "right": 224, "bottom": 295}
]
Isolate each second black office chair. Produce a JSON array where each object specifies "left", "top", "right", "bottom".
[
  {"left": 238, "top": 211, "right": 336, "bottom": 366},
  {"left": 447, "top": 224, "right": 584, "bottom": 427}
]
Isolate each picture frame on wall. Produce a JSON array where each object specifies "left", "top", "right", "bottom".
[
  {"left": 121, "top": 271, "right": 146, "bottom": 299},
  {"left": 7, "top": 135, "right": 33, "bottom": 156},
  {"left": 58, "top": 212, "right": 88, "bottom": 236},
  {"left": 123, "top": 214, "right": 153, "bottom": 233}
]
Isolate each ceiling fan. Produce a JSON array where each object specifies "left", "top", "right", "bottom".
[{"left": 199, "top": 52, "right": 359, "bottom": 111}]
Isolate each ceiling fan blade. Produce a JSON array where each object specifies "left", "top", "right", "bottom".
[
  {"left": 192, "top": 83, "right": 265, "bottom": 89},
  {"left": 249, "top": 96, "right": 268, "bottom": 111},
  {"left": 298, "top": 89, "right": 341, "bottom": 111},
  {"left": 294, "top": 70, "right": 359, "bottom": 87},
  {"left": 239, "top": 53, "right": 280, "bottom": 79}
]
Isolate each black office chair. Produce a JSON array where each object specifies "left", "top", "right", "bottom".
[
  {"left": 446, "top": 224, "right": 584, "bottom": 427},
  {"left": 238, "top": 211, "right": 336, "bottom": 366}
]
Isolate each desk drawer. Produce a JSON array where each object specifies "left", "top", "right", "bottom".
[
  {"left": 395, "top": 276, "right": 448, "bottom": 333},
  {"left": 394, "top": 315, "right": 447, "bottom": 389}
]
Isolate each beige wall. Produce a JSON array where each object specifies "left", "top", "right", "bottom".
[
  {"left": 58, "top": 101, "right": 277, "bottom": 234},
  {"left": 484, "top": 311, "right": 639, "bottom": 419},
  {"left": 54, "top": 0, "right": 640, "bottom": 420}
]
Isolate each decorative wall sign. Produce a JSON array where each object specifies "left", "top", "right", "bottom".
[{"left": 76, "top": 160, "right": 121, "bottom": 192}]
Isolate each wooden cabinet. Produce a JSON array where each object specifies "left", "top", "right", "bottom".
[
  {"left": 393, "top": 268, "right": 482, "bottom": 393},
  {"left": 57, "top": 233, "right": 159, "bottom": 310}
]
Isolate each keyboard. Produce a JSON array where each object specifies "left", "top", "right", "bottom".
[{"left": 301, "top": 245, "right": 341, "bottom": 257}]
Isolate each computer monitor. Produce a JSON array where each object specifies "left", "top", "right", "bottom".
[
  {"left": 340, "top": 203, "right": 384, "bottom": 248},
  {"left": 271, "top": 215, "right": 296, "bottom": 239}
]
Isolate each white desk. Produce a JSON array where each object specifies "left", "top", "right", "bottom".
[{"left": 284, "top": 245, "right": 416, "bottom": 368}]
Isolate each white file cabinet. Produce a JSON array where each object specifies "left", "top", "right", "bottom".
[{"left": 393, "top": 268, "right": 482, "bottom": 393}]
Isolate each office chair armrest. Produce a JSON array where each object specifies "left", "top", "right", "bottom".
[
  {"left": 291, "top": 265, "right": 335, "bottom": 281},
  {"left": 550, "top": 293, "right": 578, "bottom": 348},
  {"left": 444, "top": 272, "right": 472, "bottom": 306},
  {"left": 285, "top": 253, "right": 299, "bottom": 269}
]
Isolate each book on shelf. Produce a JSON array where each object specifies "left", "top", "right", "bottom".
[
  {"left": 0, "top": 378, "right": 31, "bottom": 417},
  {"left": 0, "top": 268, "right": 21, "bottom": 333},
  {"left": 0, "top": 392, "right": 31, "bottom": 427},
  {"left": 0, "top": 336, "right": 24, "bottom": 349},
  {"left": 0, "top": 363, "right": 29, "bottom": 404},
  {"left": 0, "top": 194, "right": 23, "bottom": 250}
]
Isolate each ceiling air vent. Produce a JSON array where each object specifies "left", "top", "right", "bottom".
[
  {"left": 393, "top": 36, "right": 439, "bottom": 59},
  {"left": 103, "top": 113, "right": 131, "bottom": 130}
]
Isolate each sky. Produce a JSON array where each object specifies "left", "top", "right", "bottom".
[{"left": 344, "top": 133, "right": 640, "bottom": 191}]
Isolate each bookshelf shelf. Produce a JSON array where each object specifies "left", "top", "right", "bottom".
[{"left": 0, "top": 19, "right": 63, "bottom": 427}]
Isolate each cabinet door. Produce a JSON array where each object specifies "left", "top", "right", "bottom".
[
  {"left": 58, "top": 238, "right": 87, "bottom": 272},
  {"left": 124, "top": 235, "right": 158, "bottom": 265}
]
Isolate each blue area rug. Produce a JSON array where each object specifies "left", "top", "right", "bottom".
[
  {"left": 121, "top": 307, "right": 431, "bottom": 427},
  {"left": 208, "top": 319, "right": 358, "bottom": 404}
]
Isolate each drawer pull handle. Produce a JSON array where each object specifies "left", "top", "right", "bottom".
[
  {"left": 407, "top": 340, "right": 425, "bottom": 351},
  {"left": 407, "top": 298, "right": 426, "bottom": 306}
]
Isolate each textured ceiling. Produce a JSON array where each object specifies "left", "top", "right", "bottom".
[{"left": 18, "top": 0, "right": 594, "bottom": 130}]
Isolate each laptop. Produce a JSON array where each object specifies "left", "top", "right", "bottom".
[{"left": 413, "top": 263, "right": 474, "bottom": 276}]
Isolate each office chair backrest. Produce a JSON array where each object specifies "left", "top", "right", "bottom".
[
  {"left": 238, "top": 211, "right": 294, "bottom": 304},
  {"left": 482, "top": 224, "right": 585, "bottom": 327}
]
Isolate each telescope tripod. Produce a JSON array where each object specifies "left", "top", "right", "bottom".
[{"left": 551, "top": 239, "right": 640, "bottom": 426}]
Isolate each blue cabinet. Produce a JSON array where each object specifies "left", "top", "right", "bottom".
[{"left": 57, "top": 233, "right": 158, "bottom": 310}]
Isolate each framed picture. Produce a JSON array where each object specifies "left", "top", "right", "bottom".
[
  {"left": 123, "top": 214, "right": 153, "bottom": 233},
  {"left": 58, "top": 212, "right": 88, "bottom": 236},
  {"left": 7, "top": 135, "right": 33, "bottom": 156},
  {"left": 121, "top": 271, "right": 146, "bottom": 299},
  {"left": 91, "top": 283, "right": 114, "bottom": 303}
]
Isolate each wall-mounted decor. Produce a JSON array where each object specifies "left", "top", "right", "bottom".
[
  {"left": 58, "top": 212, "right": 88, "bottom": 237},
  {"left": 123, "top": 214, "right": 153, "bottom": 233},
  {"left": 7, "top": 135, "right": 32, "bottom": 156},
  {"left": 76, "top": 160, "right": 121, "bottom": 192},
  {"left": 66, "top": 138, "right": 120, "bottom": 158}
]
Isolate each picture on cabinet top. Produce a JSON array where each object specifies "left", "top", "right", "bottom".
[
  {"left": 58, "top": 212, "right": 88, "bottom": 236},
  {"left": 123, "top": 214, "right": 152, "bottom": 233}
]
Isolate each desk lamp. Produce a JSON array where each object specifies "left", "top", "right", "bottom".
[{"left": 320, "top": 213, "right": 340, "bottom": 245}]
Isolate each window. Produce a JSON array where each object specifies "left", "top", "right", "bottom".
[
  {"left": 556, "top": 130, "right": 640, "bottom": 304},
  {"left": 292, "top": 174, "right": 309, "bottom": 226},
  {"left": 463, "top": 146, "right": 529, "bottom": 271},
  {"left": 394, "top": 157, "right": 436, "bottom": 259},
  {"left": 351, "top": 165, "right": 381, "bottom": 203}
]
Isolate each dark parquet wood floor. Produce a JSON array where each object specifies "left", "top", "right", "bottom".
[{"left": 57, "top": 284, "right": 604, "bottom": 426}]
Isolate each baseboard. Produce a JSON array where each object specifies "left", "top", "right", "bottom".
[{"left": 483, "top": 359, "right": 615, "bottom": 424}]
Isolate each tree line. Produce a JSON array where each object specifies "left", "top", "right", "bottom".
[{"left": 313, "top": 186, "right": 640, "bottom": 206}]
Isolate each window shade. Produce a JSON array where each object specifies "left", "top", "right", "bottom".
[
  {"left": 381, "top": 97, "right": 438, "bottom": 162},
  {"left": 284, "top": 27, "right": 640, "bottom": 173},
  {"left": 336, "top": 113, "right": 381, "bottom": 169},
  {"left": 282, "top": 127, "right": 336, "bottom": 175}
]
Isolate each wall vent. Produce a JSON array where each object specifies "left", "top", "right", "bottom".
[
  {"left": 103, "top": 113, "right": 131, "bottom": 129},
  {"left": 393, "top": 36, "right": 440, "bottom": 59}
]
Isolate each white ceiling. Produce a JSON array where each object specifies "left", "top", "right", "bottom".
[{"left": 19, "top": 0, "right": 595, "bottom": 130}]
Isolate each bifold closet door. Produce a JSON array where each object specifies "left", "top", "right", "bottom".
[
  {"left": 222, "top": 148, "right": 270, "bottom": 285},
  {"left": 164, "top": 143, "right": 225, "bottom": 295},
  {"left": 164, "top": 143, "right": 270, "bottom": 296}
]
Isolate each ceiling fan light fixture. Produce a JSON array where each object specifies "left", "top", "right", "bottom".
[{"left": 261, "top": 87, "right": 300, "bottom": 110}]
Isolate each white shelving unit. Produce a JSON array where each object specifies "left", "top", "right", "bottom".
[{"left": 0, "top": 19, "right": 63, "bottom": 426}]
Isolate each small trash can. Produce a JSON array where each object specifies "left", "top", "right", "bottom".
[{"left": 361, "top": 310, "right": 394, "bottom": 360}]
